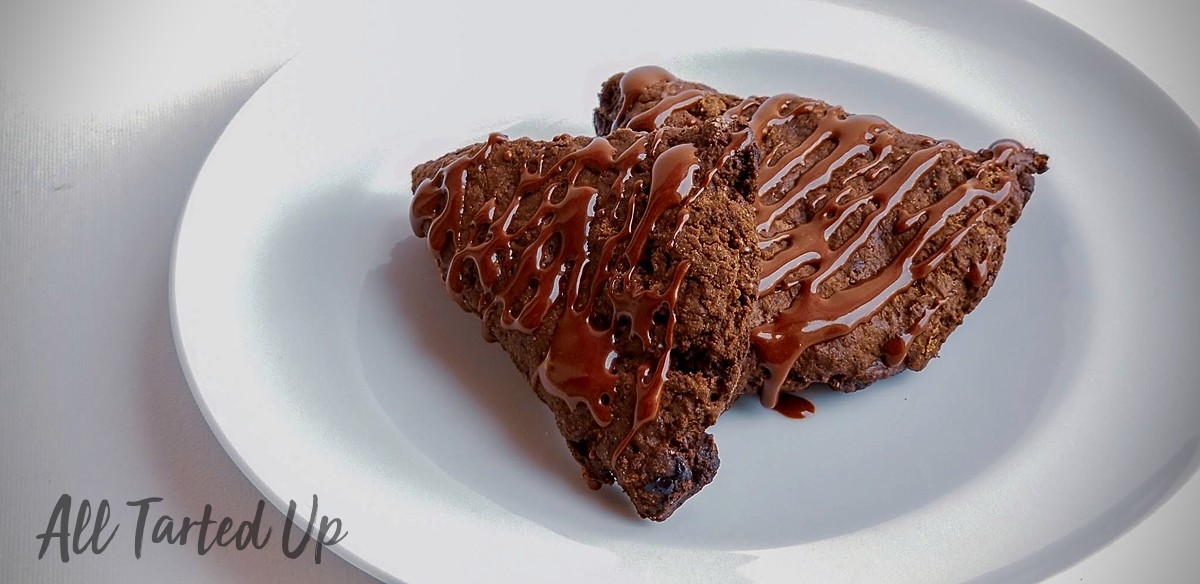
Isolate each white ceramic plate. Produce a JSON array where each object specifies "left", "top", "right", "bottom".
[{"left": 171, "top": 1, "right": 1200, "bottom": 582}]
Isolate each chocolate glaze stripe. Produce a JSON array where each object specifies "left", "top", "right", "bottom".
[
  {"left": 968, "top": 253, "right": 991, "bottom": 289},
  {"left": 743, "top": 95, "right": 894, "bottom": 234},
  {"left": 608, "top": 67, "right": 1031, "bottom": 408},
  {"left": 411, "top": 133, "right": 506, "bottom": 259},
  {"left": 627, "top": 90, "right": 708, "bottom": 133},
  {"left": 411, "top": 132, "right": 706, "bottom": 464},
  {"left": 881, "top": 299, "right": 945, "bottom": 368},
  {"left": 755, "top": 144, "right": 950, "bottom": 299},
  {"left": 608, "top": 66, "right": 679, "bottom": 133}
]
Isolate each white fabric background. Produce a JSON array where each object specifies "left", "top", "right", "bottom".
[{"left": 1, "top": 1, "right": 1196, "bottom": 582}]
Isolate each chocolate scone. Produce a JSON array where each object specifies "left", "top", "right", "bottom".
[
  {"left": 409, "top": 122, "right": 760, "bottom": 520},
  {"left": 596, "top": 67, "right": 1049, "bottom": 410}
]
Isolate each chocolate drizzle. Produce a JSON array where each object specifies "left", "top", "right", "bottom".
[
  {"left": 608, "top": 66, "right": 681, "bottom": 133},
  {"left": 627, "top": 90, "right": 708, "bottom": 133},
  {"left": 608, "top": 69, "right": 1034, "bottom": 409},
  {"left": 411, "top": 131, "right": 708, "bottom": 463},
  {"left": 881, "top": 300, "right": 944, "bottom": 368},
  {"left": 968, "top": 256, "right": 990, "bottom": 289}
]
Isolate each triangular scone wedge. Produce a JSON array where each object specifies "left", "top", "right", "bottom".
[
  {"left": 596, "top": 67, "right": 1049, "bottom": 409},
  {"left": 410, "top": 122, "right": 760, "bottom": 520}
]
